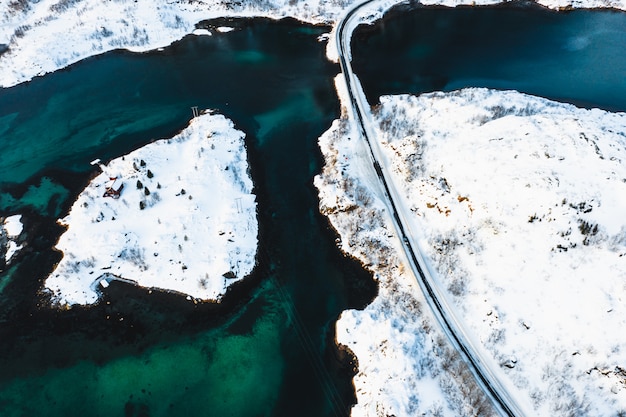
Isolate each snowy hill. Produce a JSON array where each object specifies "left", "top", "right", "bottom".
[
  {"left": 316, "top": 88, "right": 626, "bottom": 415},
  {"left": 45, "top": 111, "right": 257, "bottom": 306}
]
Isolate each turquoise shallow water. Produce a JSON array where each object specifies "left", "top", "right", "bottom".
[
  {"left": 0, "top": 18, "right": 376, "bottom": 417},
  {"left": 0, "top": 281, "right": 284, "bottom": 417}
]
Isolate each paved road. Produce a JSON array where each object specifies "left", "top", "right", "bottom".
[{"left": 335, "top": 4, "right": 527, "bottom": 416}]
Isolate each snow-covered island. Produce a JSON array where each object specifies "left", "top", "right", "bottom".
[
  {"left": 1, "top": 214, "right": 24, "bottom": 267},
  {"left": 45, "top": 111, "right": 257, "bottom": 306},
  {"left": 316, "top": 87, "right": 626, "bottom": 416}
]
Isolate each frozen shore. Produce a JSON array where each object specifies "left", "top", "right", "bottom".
[
  {"left": 45, "top": 111, "right": 257, "bottom": 306},
  {"left": 1, "top": 0, "right": 625, "bottom": 88},
  {"left": 316, "top": 87, "right": 626, "bottom": 416}
]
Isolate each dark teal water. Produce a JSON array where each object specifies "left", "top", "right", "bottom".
[
  {"left": 0, "top": 18, "right": 376, "bottom": 417},
  {"left": 352, "top": 4, "right": 626, "bottom": 111}
]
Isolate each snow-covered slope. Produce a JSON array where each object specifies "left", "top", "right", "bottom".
[
  {"left": 316, "top": 87, "right": 626, "bottom": 416},
  {"left": 45, "top": 110, "right": 257, "bottom": 306},
  {"left": 2, "top": 0, "right": 625, "bottom": 88}
]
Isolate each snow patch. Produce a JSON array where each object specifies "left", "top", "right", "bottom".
[
  {"left": 192, "top": 28, "right": 212, "bottom": 36},
  {"left": 1, "top": 215, "right": 24, "bottom": 264},
  {"left": 3, "top": 215, "right": 23, "bottom": 237}
]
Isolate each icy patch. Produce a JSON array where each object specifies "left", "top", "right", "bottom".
[{"left": 45, "top": 111, "right": 258, "bottom": 306}]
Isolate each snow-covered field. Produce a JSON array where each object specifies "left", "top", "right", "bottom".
[
  {"left": 2, "top": 0, "right": 625, "bottom": 88},
  {"left": 45, "top": 111, "right": 257, "bottom": 306},
  {"left": 316, "top": 80, "right": 497, "bottom": 416},
  {"left": 316, "top": 87, "right": 626, "bottom": 416}
]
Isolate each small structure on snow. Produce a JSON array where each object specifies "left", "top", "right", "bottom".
[
  {"left": 92, "top": 158, "right": 124, "bottom": 199},
  {"left": 103, "top": 177, "right": 124, "bottom": 198}
]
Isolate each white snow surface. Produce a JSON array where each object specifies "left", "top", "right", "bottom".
[
  {"left": 375, "top": 89, "right": 626, "bottom": 416},
  {"left": 315, "top": 77, "right": 496, "bottom": 417},
  {"left": 45, "top": 111, "right": 257, "bottom": 306},
  {"left": 317, "top": 87, "right": 626, "bottom": 416},
  {"left": 2, "top": 214, "right": 23, "bottom": 263},
  {"left": 4, "top": 240, "right": 20, "bottom": 263},
  {"left": 1, "top": 0, "right": 625, "bottom": 88},
  {"left": 3, "top": 214, "right": 22, "bottom": 237}
]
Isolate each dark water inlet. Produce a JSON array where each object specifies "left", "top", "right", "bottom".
[{"left": 352, "top": 3, "right": 626, "bottom": 112}]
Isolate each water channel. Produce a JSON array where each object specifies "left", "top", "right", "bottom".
[{"left": 353, "top": 3, "right": 626, "bottom": 111}]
